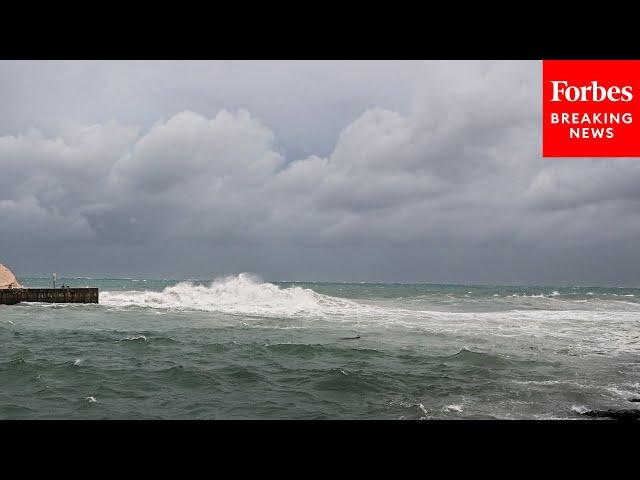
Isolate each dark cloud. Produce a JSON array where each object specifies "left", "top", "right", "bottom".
[{"left": 1, "top": 60, "right": 640, "bottom": 284}]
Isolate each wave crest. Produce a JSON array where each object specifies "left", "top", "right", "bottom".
[{"left": 101, "top": 273, "right": 357, "bottom": 317}]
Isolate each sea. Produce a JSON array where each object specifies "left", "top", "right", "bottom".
[{"left": 1, "top": 273, "right": 638, "bottom": 419}]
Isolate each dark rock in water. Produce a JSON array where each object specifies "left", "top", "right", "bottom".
[
  {"left": 628, "top": 398, "right": 640, "bottom": 402},
  {"left": 581, "top": 409, "right": 640, "bottom": 420},
  {"left": 340, "top": 335, "right": 361, "bottom": 340}
]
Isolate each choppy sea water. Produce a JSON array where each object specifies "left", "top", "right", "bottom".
[{"left": 1, "top": 273, "right": 639, "bottom": 419}]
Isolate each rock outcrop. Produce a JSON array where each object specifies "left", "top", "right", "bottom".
[
  {"left": 581, "top": 409, "right": 640, "bottom": 420},
  {"left": 0, "top": 264, "right": 22, "bottom": 289}
]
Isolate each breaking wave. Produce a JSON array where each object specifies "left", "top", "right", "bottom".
[
  {"left": 101, "top": 273, "right": 364, "bottom": 318},
  {"left": 98, "top": 274, "right": 640, "bottom": 356}
]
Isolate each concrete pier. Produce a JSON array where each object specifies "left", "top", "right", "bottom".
[{"left": 0, "top": 288, "right": 99, "bottom": 305}]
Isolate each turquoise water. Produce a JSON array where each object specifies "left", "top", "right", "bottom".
[{"left": 1, "top": 274, "right": 639, "bottom": 419}]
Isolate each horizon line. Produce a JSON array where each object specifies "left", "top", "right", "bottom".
[{"left": 14, "top": 274, "right": 640, "bottom": 290}]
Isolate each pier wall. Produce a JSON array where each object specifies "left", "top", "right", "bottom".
[{"left": 0, "top": 288, "right": 99, "bottom": 305}]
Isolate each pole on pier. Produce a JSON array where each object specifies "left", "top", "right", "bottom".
[{"left": 52, "top": 273, "right": 57, "bottom": 289}]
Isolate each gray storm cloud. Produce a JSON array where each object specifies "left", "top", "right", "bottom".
[{"left": 1, "top": 60, "right": 640, "bottom": 284}]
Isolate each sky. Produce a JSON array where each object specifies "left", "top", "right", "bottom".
[{"left": 1, "top": 60, "right": 640, "bottom": 285}]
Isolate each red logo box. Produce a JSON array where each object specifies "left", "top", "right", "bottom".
[{"left": 543, "top": 60, "right": 640, "bottom": 157}]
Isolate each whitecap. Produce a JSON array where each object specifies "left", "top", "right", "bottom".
[
  {"left": 442, "top": 404, "right": 463, "bottom": 413},
  {"left": 571, "top": 405, "right": 589, "bottom": 414},
  {"left": 94, "top": 274, "right": 640, "bottom": 358},
  {"left": 120, "top": 335, "right": 147, "bottom": 342},
  {"left": 101, "top": 273, "right": 366, "bottom": 319},
  {"left": 607, "top": 386, "right": 639, "bottom": 398}
]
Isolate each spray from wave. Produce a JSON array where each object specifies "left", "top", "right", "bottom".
[
  {"left": 99, "top": 274, "right": 640, "bottom": 355},
  {"left": 101, "top": 273, "right": 362, "bottom": 318}
]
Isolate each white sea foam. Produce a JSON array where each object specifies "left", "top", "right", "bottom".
[
  {"left": 120, "top": 335, "right": 147, "bottom": 342},
  {"left": 606, "top": 385, "right": 639, "bottom": 398},
  {"left": 443, "top": 404, "right": 463, "bottom": 413},
  {"left": 513, "top": 379, "right": 563, "bottom": 386},
  {"left": 99, "top": 274, "right": 640, "bottom": 355},
  {"left": 571, "top": 405, "right": 588, "bottom": 414},
  {"left": 85, "top": 396, "right": 97, "bottom": 403},
  {"left": 102, "top": 273, "right": 364, "bottom": 318}
]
